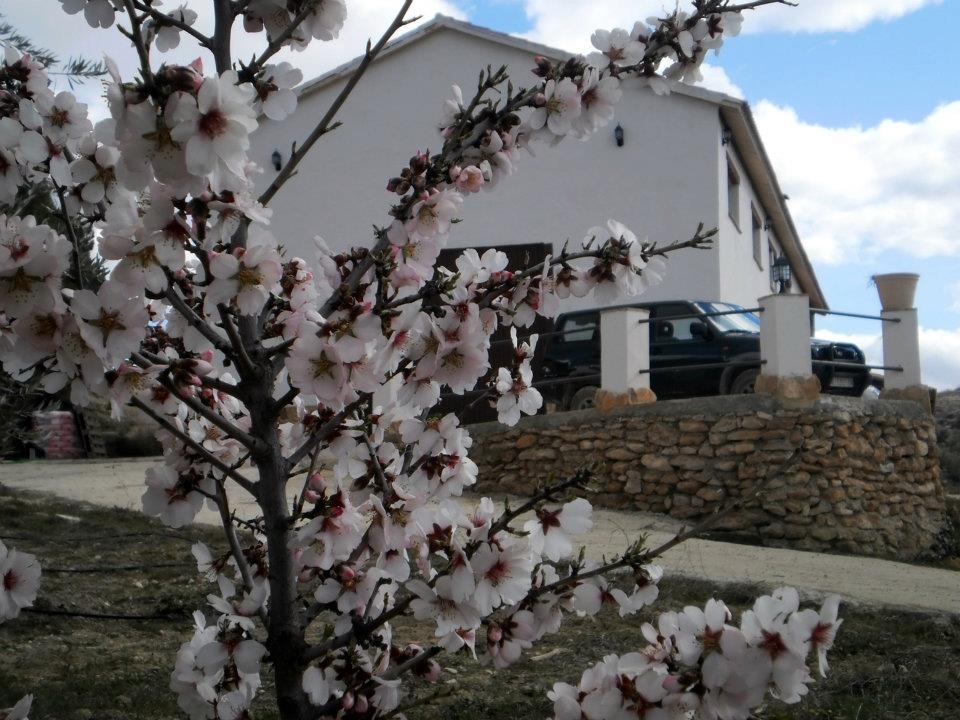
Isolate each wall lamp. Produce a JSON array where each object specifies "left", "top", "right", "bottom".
[
  {"left": 721, "top": 127, "right": 733, "bottom": 145},
  {"left": 772, "top": 255, "right": 792, "bottom": 294},
  {"left": 614, "top": 124, "right": 624, "bottom": 147}
]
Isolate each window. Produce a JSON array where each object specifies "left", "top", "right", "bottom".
[
  {"left": 652, "top": 303, "right": 697, "bottom": 342},
  {"left": 768, "top": 240, "right": 778, "bottom": 293},
  {"left": 751, "top": 205, "right": 763, "bottom": 269},
  {"left": 558, "top": 314, "right": 598, "bottom": 343},
  {"left": 727, "top": 157, "right": 740, "bottom": 229}
]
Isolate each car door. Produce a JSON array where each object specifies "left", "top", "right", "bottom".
[
  {"left": 548, "top": 312, "right": 600, "bottom": 374},
  {"left": 649, "top": 302, "right": 724, "bottom": 398}
]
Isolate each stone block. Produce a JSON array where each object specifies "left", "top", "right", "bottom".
[
  {"left": 515, "top": 434, "right": 538, "bottom": 449},
  {"left": 595, "top": 387, "right": 657, "bottom": 412},
  {"left": 755, "top": 374, "right": 821, "bottom": 406}
]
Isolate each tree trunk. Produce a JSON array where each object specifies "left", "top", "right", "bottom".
[{"left": 248, "top": 379, "right": 311, "bottom": 719}]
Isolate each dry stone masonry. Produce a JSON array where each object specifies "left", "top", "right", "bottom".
[{"left": 469, "top": 395, "right": 947, "bottom": 560}]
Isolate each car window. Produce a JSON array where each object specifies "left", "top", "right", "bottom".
[
  {"left": 557, "top": 315, "right": 597, "bottom": 343},
  {"left": 651, "top": 303, "right": 696, "bottom": 343}
]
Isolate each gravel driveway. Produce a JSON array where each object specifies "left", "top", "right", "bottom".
[{"left": 1, "top": 458, "right": 957, "bottom": 614}]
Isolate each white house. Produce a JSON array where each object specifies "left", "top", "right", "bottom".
[{"left": 250, "top": 15, "right": 827, "bottom": 312}]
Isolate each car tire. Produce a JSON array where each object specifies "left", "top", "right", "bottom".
[
  {"left": 570, "top": 386, "right": 598, "bottom": 411},
  {"left": 729, "top": 368, "right": 759, "bottom": 394}
]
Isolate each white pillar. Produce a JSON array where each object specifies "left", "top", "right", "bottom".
[
  {"left": 758, "top": 294, "right": 812, "bottom": 378},
  {"left": 600, "top": 307, "right": 650, "bottom": 393},
  {"left": 881, "top": 309, "right": 921, "bottom": 389}
]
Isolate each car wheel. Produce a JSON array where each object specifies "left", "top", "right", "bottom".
[
  {"left": 570, "top": 386, "right": 598, "bottom": 411},
  {"left": 729, "top": 368, "right": 759, "bottom": 394}
]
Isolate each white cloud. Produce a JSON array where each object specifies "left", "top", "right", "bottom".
[
  {"left": 753, "top": 100, "right": 960, "bottom": 265},
  {"left": 516, "top": 0, "right": 942, "bottom": 49},
  {"left": 696, "top": 63, "right": 744, "bottom": 99},
  {"left": 815, "top": 327, "right": 960, "bottom": 391},
  {"left": 736, "top": 0, "right": 943, "bottom": 33}
]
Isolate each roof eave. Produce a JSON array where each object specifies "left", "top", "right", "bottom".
[{"left": 719, "top": 100, "right": 828, "bottom": 309}]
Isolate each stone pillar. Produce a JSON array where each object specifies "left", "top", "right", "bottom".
[
  {"left": 596, "top": 307, "right": 655, "bottom": 409},
  {"left": 755, "top": 293, "right": 820, "bottom": 403}
]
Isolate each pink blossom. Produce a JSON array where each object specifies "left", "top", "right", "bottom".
[
  {"left": 170, "top": 71, "right": 258, "bottom": 192},
  {"left": 528, "top": 78, "right": 582, "bottom": 138},
  {"left": 0, "top": 541, "right": 41, "bottom": 621}
]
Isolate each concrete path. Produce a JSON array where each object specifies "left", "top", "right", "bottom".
[{"left": 2, "top": 458, "right": 957, "bottom": 615}]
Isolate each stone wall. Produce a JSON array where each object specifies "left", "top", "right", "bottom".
[{"left": 469, "top": 395, "right": 947, "bottom": 560}]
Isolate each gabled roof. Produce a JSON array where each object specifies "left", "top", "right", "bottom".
[{"left": 295, "top": 14, "right": 826, "bottom": 309}]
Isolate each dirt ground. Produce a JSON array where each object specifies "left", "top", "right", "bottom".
[{"left": 1, "top": 457, "right": 957, "bottom": 614}]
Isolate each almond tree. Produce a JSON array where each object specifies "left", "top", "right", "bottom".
[{"left": 0, "top": 2, "right": 842, "bottom": 719}]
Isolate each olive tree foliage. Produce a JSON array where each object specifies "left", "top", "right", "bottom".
[{"left": 0, "top": 1, "right": 843, "bottom": 719}]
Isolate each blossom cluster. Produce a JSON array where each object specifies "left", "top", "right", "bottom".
[
  {"left": 549, "top": 589, "right": 841, "bottom": 720},
  {"left": 170, "top": 545, "right": 269, "bottom": 720}
]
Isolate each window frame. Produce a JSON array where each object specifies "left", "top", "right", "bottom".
[
  {"left": 726, "top": 156, "right": 741, "bottom": 230},
  {"left": 751, "top": 205, "right": 763, "bottom": 270}
]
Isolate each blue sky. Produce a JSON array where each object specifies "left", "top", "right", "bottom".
[{"left": 11, "top": 0, "right": 960, "bottom": 388}]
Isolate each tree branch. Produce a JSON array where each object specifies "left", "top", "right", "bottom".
[
  {"left": 164, "top": 286, "right": 235, "bottom": 356},
  {"left": 258, "top": 0, "right": 415, "bottom": 206},
  {"left": 158, "top": 376, "right": 267, "bottom": 455},
  {"left": 129, "top": 396, "right": 258, "bottom": 495},
  {"left": 130, "top": 0, "right": 212, "bottom": 48},
  {"left": 52, "top": 181, "right": 86, "bottom": 290},
  {"left": 118, "top": 0, "right": 154, "bottom": 83},
  {"left": 218, "top": 305, "right": 258, "bottom": 378},
  {"left": 285, "top": 399, "right": 363, "bottom": 470}
]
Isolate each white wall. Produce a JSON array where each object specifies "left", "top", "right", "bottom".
[
  {"left": 251, "top": 27, "right": 735, "bottom": 313},
  {"left": 716, "top": 139, "right": 792, "bottom": 308}
]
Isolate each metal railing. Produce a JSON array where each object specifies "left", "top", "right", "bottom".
[
  {"left": 636, "top": 306, "right": 762, "bottom": 324},
  {"left": 811, "top": 308, "right": 900, "bottom": 323}
]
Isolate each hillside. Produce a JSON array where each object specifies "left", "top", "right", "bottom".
[{"left": 936, "top": 389, "right": 960, "bottom": 494}]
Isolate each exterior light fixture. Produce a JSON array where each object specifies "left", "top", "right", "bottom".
[
  {"left": 721, "top": 127, "right": 733, "bottom": 145},
  {"left": 772, "top": 255, "right": 792, "bottom": 294},
  {"left": 764, "top": 217, "right": 773, "bottom": 231},
  {"left": 614, "top": 124, "right": 624, "bottom": 147},
  {"left": 271, "top": 149, "right": 282, "bottom": 171}
]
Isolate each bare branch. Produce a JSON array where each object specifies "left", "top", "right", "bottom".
[{"left": 258, "top": 0, "right": 415, "bottom": 206}]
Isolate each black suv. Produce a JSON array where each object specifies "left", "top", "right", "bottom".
[{"left": 534, "top": 300, "right": 870, "bottom": 411}]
